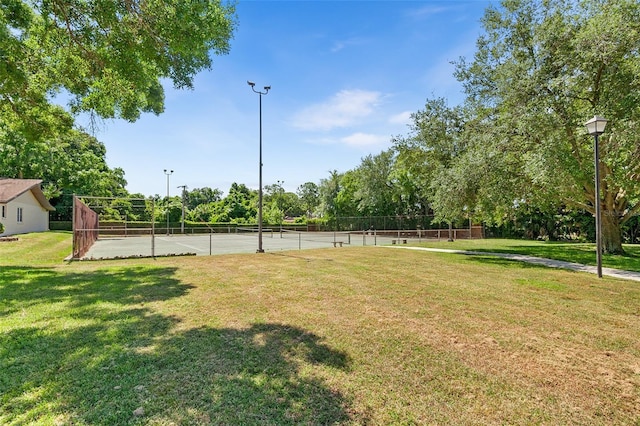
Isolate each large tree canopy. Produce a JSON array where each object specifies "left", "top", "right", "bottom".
[
  {"left": 2, "top": 0, "right": 237, "bottom": 121},
  {"left": 443, "top": 0, "right": 640, "bottom": 253},
  {"left": 1, "top": 0, "right": 236, "bottom": 208},
  {"left": 392, "top": 98, "right": 468, "bottom": 220}
]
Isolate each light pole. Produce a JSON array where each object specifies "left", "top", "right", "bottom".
[
  {"left": 276, "top": 179, "right": 285, "bottom": 209},
  {"left": 248, "top": 80, "right": 271, "bottom": 253},
  {"left": 277, "top": 180, "right": 285, "bottom": 228},
  {"left": 177, "top": 185, "right": 187, "bottom": 234},
  {"left": 585, "top": 115, "right": 607, "bottom": 278},
  {"left": 164, "top": 169, "right": 173, "bottom": 236}
]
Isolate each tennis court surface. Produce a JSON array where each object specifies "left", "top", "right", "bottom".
[{"left": 81, "top": 230, "right": 407, "bottom": 259}]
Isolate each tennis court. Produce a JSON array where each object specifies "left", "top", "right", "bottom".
[{"left": 81, "top": 230, "right": 412, "bottom": 259}]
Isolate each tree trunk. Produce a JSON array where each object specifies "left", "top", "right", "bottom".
[{"left": 600, "top": 210, "right": 624, "bottom": 254}]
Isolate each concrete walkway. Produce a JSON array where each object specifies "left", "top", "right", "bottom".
[{"left": 385, "top": 246, "right": 640, "bottom": 282}]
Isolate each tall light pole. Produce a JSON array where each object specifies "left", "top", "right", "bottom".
[
  {"left": 276, "top": 179, "right": 285, "bottom": 208},
  {"left": 585, "top": 115, "right": 607, "bottom": 278},
  {"left": 164, "top": 169, "right": 173, "bottom": 236},
  {"left": 277, "top": 180, "right": 285, "bottom": 228},
  {"left": 178, "top": 185, "right": 187, "bottom": 234},
  {"left": 248, "top": 80, "right": 271, "bottom": 253}
]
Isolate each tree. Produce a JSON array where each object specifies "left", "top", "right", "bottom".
[
  {"left": 186, "top": 187, "right": 223, "bottom": 210},
  {"left": 223, "top": 183, "right": 257, "bottom": 223},
  {"left": 296, "top": 182, "right": 320, "bottom": 217},
  {"left": 354, "top": 150, "right": 397, "bottom": 217},
  {"left": 2, "top": 0, "right": 237, "bottom": 121},
  {"left": 264, "top": 181, "right": 286, "bottom": 206},
  {"left": 48, "top": 130, "right": 128, "bottom": 198},
  {"left": 453, "top": 0, "right": 640, "bottom": 253},
  {"left": 0, "top": 127, "right": 129, "bottom": 220},
  {"left": 392, "top": 98, "right": 468, "bottom": 220},
  {"left": 318, "top": 170, "right": 358, "bottom": 220},
  {"left": 318, "top": 171, "right": 342, "bottom": 219},
  {"left": 264, "top": 203, "right": 285, "bottom": 226},
  {"left": 1, "top": 0, "right": 236, "bottom": 216},
  {"left": 0, "top": 103, "right": 74, "bottom": 179},
  {"left": 278, "top": 192, "right": 304, "bottom": 218},
  {"left": 264, "top": 181, "right": 303, "bottom": 218}
]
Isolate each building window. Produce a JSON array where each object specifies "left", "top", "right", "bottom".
[
  {"left": 1, "top": 205, "right": 5, "bottom": 218},
  {"left": 17, "top": 207, "right": 23, "bottom": 223}
]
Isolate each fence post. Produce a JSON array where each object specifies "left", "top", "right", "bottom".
[
  {"left": 151, "top": 199, "right": 155, "bottom": 257},
  {"left": 72, "top": 194, "right": 77, "bottom": 258}
]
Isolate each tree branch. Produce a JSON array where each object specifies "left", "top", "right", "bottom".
[
  {"left": 621, "top": 203, "right": 640, "bottom": 225},
  {"left": 563, "top": 197, "right": 594, "bottom": 215}
]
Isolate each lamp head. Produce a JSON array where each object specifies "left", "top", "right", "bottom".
[
  {"left": 247, "top": 81, "right": 255, "bottom": 87},
  {"left": 585, "top": 115, "right": 607, "bottom": 136},
  {"left": 264, "top": 85, "right": 271, "bottom": 91}
]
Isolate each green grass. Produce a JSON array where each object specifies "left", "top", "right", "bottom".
[
  {"left": 0, "top": 231, "right": 72, "bottom": 266},
  {"left": 415, "top": 238, "right": 640, "bottom": 272},
  {"left": 1, "top": 232, "right": 640, "bottom": 424}
]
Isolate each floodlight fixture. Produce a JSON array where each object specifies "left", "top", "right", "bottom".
[{"left": 248, "top": 81, "right": 271, "bottom": 253}]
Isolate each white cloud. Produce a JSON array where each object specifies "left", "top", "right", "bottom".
[
  {"left": 291, "top": 89, "right": 382, "bottom": 131},
  {"left": 302, "top": 132, "right": 389, "bottom": 148},
  {"left": 331, "top": 41, "right": 347, "bottom": 53},
  {"left": 407, "top": 5, "right": 452, "bottom": 19},
  {"left": 389, "top": 111, "right": 413, "bottom": 125},
  {"left": 341, "top": 132, "right": 389, "bottom": 147},
  {"left": 330, "top": 37, "right": 367, "bottom": 53}
]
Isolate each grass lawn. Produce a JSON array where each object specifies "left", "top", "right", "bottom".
[
  {"left": 1, "top": 232, "right": 640, "bottom": 424},
  {"left": 415, "top": 238, "right": 640, "bottom": 272}
]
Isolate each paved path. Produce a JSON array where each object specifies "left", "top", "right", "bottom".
[{"left": 385, "top": 246, "right": 640, "bottom": 282}]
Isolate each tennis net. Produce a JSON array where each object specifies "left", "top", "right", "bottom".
[
  {"left": 279, "top": 229, "right": 352, "bottom": 246},
  {"left": 235, "top": 227, "right": 274, "bottom": 238}
]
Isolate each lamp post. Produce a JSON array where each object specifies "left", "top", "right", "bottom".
[
  {"left": 177, "top": 185, "right": 187, "bottom": 234},
  {"left": 164, "top": 169, "right": 173, "bottom": 236},
  {"left": 248, "top": 80, "right": 271, "bottom": 253},
  {"left": 276, "top": 179, "right": 285, "bottom": 209},
  {"left": 277, "top": 180, "right": 285, "bottom": 228},
  {"left": 585, "top": 115, "right": 607, "bottom": 278}
]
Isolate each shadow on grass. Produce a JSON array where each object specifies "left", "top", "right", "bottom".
[
  {"left": 0, "top": 266, "right": 353, "bottom": 425},
  {"left": 461, "top": 255, "right": 554, "bottom": 270},
  {"left": 0, "top": 265, "right": 187, "bottom": 316},
  {"left": 464, "top": 242, "right": 640, "bottom": 272}
]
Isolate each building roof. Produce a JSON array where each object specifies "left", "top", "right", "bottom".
[{"left": 0, "top": 178, "right": 56, "bottom": 211}]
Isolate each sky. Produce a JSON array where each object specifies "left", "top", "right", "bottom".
[{"left": 76, "top": 0, "right": 492, "bottom": 197}]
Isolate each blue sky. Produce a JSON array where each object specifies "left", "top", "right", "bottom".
[{"left": 79, "top": 0, "right": 491, "bottom": 197}]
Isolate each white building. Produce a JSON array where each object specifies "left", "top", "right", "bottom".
[{"left": 0, "top": 178, "right": 55, "bottom": 237}]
